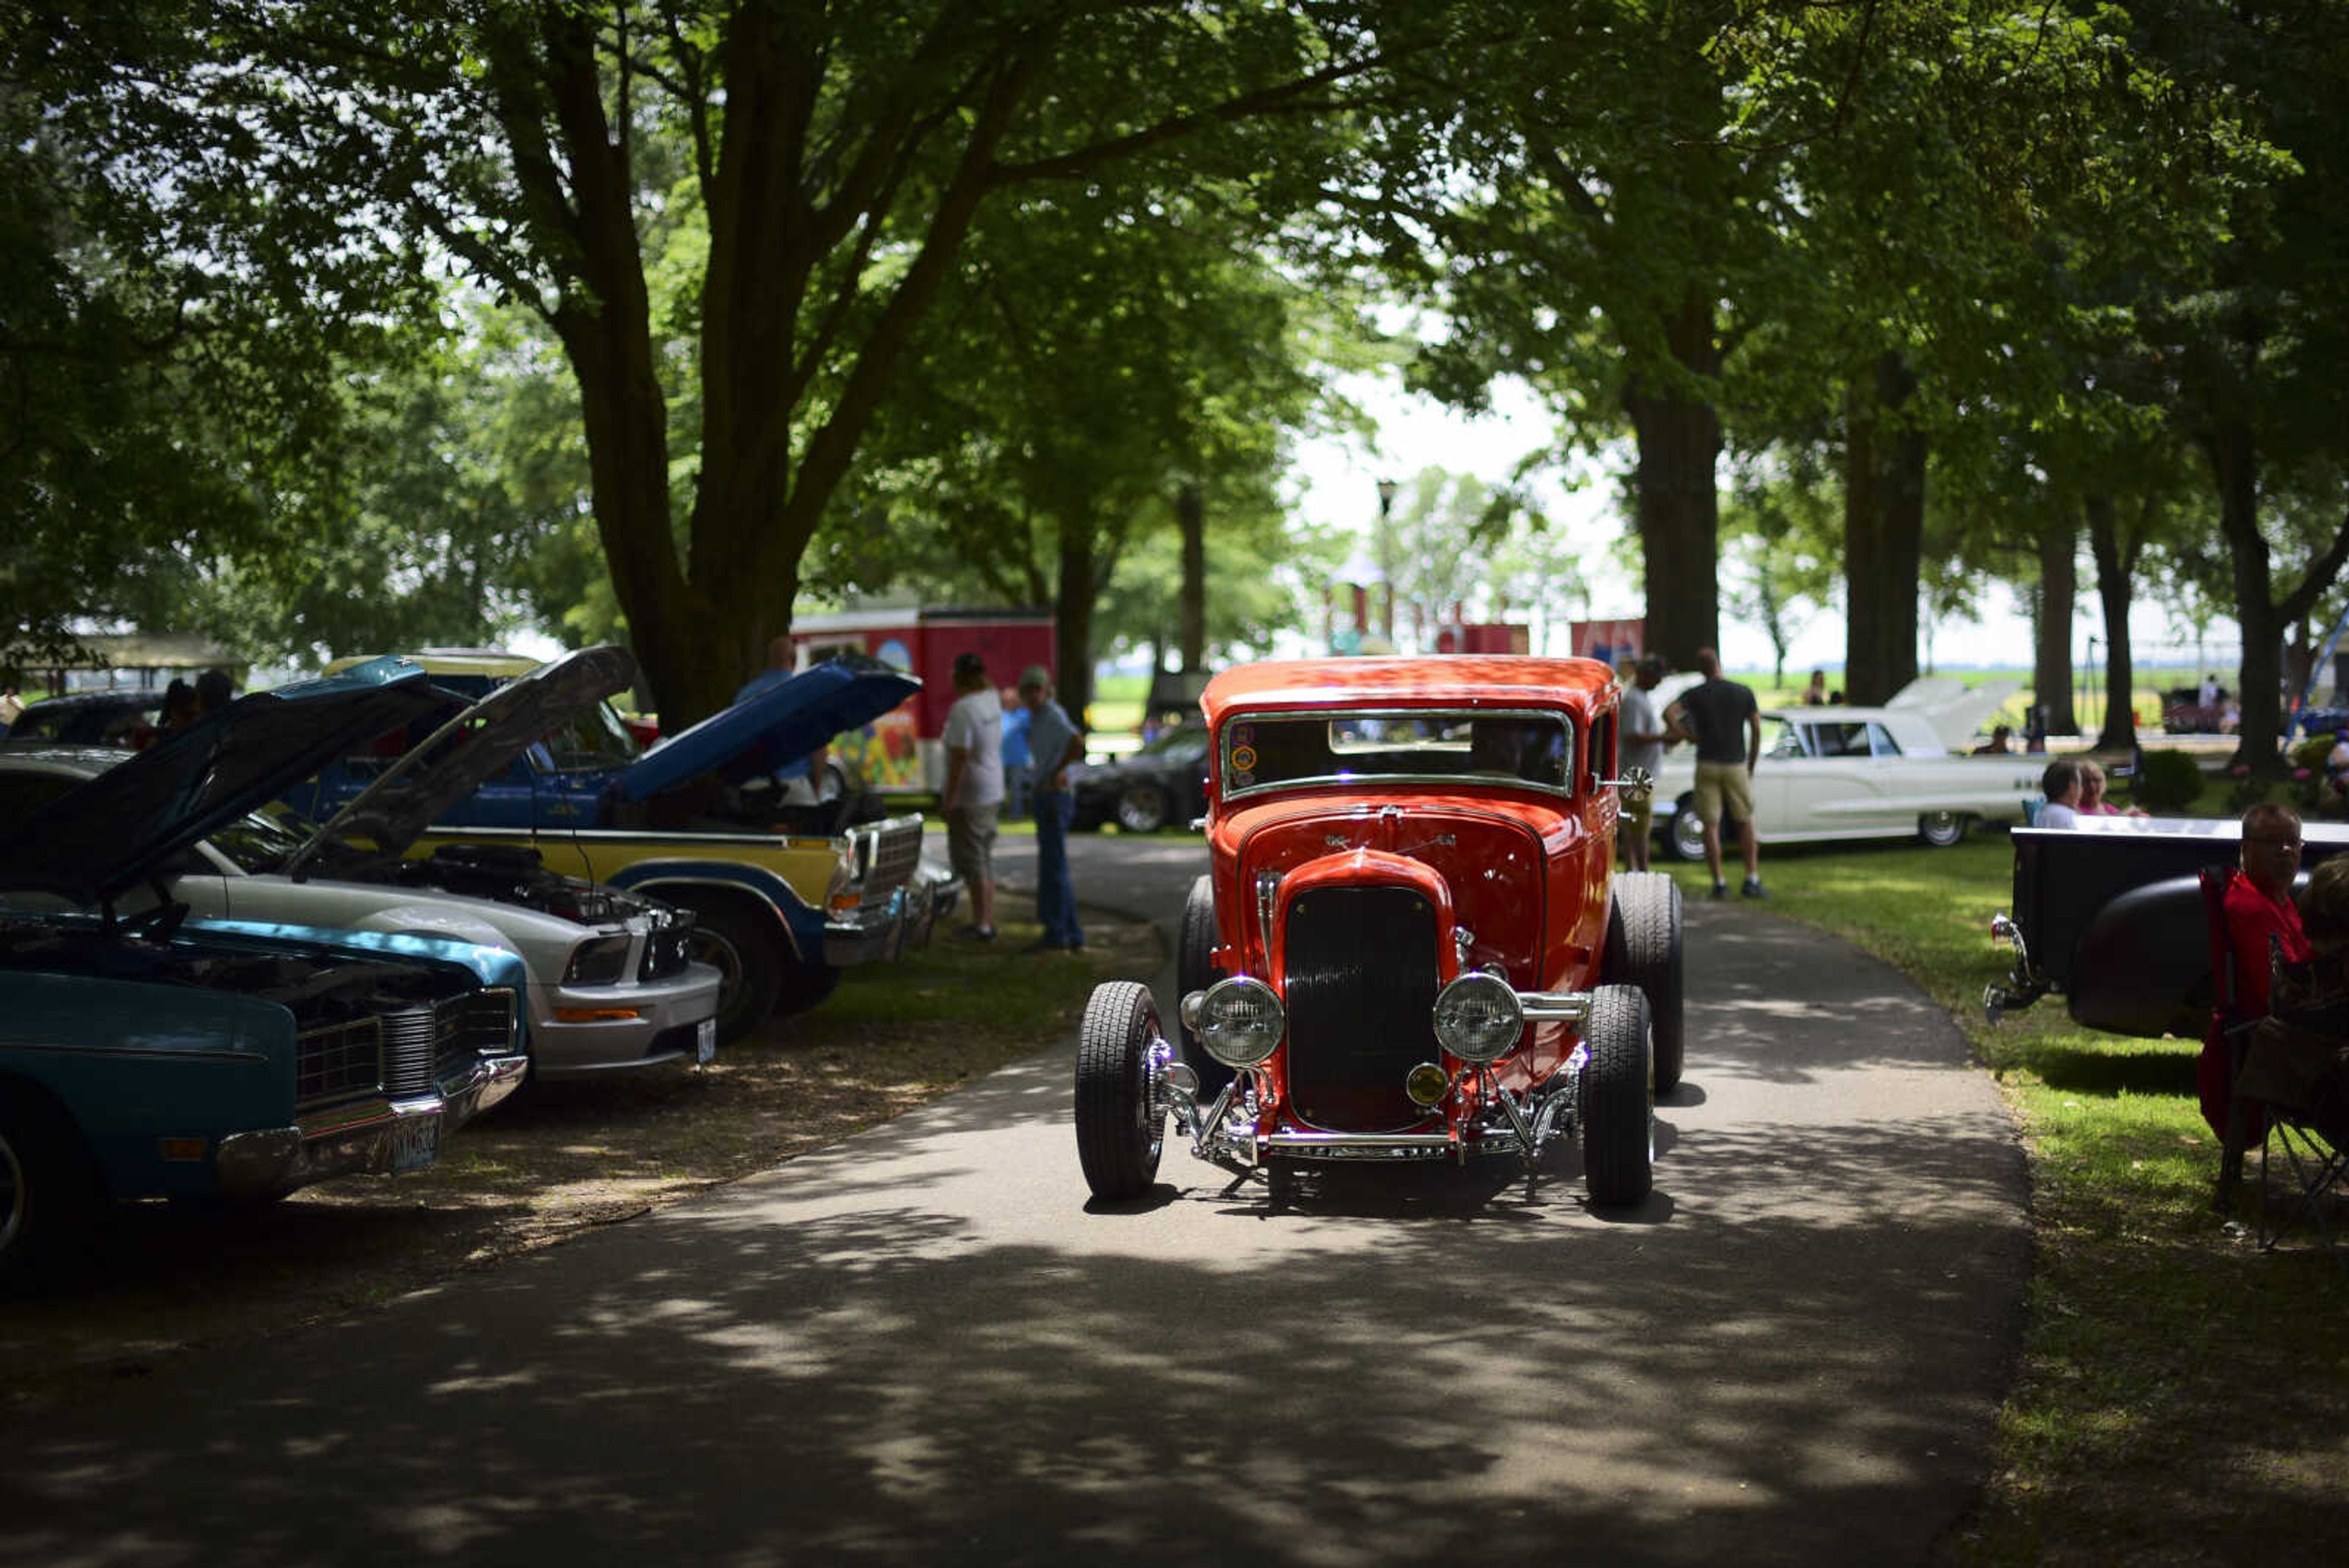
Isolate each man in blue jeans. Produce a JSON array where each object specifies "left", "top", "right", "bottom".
[{"left": 1018, "top": 664, "right": 1087, "bottom": 952}]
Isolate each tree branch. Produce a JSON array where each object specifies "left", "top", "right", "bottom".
[{"left": 2279, "top": 501, "right": 2349, "bottom": 625}]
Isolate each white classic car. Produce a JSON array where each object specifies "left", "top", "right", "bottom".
[
  {"left": 1650, "top": 677, "right": 2043, "bottom": 858},
  {"left": 0, "top": 651, "right": 725, "bottom": 1080}
]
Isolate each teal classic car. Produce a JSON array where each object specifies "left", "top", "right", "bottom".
[{"left": 0, "top": 661, "right": 530, "bottom": 1281}]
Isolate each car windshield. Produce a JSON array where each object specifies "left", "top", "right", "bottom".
[
  {"left": 207, "top": 806, "right": 311, "bottom": 874},
  {"left": 1221, "top": 710, "right": 1574, "bottom": 797}
]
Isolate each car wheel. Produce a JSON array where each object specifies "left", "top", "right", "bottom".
[
  {"left": 1578, "top": 983, "right": 1654, "bottom": 1208},
  {"left": 1074, "top": 981, "right": 1167, "bottom": 1200},
  {"left": 1176, "top": 874, "right": 1233, "bottom": 1099},
  {"left": 1918, "top": 811, "right": 1967, "bottom": 848},
  {"left": 1116, "top": 782, "right": 1168, "bottom": 834},
  {"left": 0, "top": 1087, "right": 98, "bottom": 1285},
  {"left": 1601, "top": 871, "right": 1685, "bottom": 1094},
  {"left": 1669, "top": 799, "right": 1708, "bottom": 862},
  {"left": 667, "top": 889, "right": 785, "bottom": 1044},
  {"left": 772, "top": 961, "right": 842, "bottom": 1017}
]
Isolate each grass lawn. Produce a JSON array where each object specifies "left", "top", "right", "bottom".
[{"left": 1650, "top": 838, "right": 2348, "bottom": 1564}]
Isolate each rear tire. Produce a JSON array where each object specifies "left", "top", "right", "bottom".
[
  {"left": 1918, "top": 811, "right": 1967, "bottom": 848},
  {"left": 1075, "top": 981, "right": 1167, "bottom": 1200},
  {"left": 1116, "top": 783, "right": 1169, "bottom": 834},
  {"left": 1176, "top": 874, "right": 1233, "bottom": 1098},
  {"left": 1669, "top": 800, "right": 1707, "bottom": 862},
  {"left": 1602, "top": 872, "right": 1685, "bottom": 1093},
  {"left": 0, "top": 1088, "right": 99, "bottom": 1285},
  {"left": 667, "top": 889, "right": 786, "bottom": 1044},
  {"left": 1579, "top": 984, "right": 1654, "bottom": 1207}
]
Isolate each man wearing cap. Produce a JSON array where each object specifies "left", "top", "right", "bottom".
[
  {"left": 1018, "top": 665, "right": 1087, "bottom": 952},
  {"left": 941, "top": 652, "right": 1004, "bottom": 940},
  {"left": 1617, "top": 655, "right": 1669, "bottom": 872}
]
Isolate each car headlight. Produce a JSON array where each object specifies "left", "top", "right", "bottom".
[
  {"left": 1432, "top": 971, "right": 1524, "bottom": 1063},
  {"left": 562, "top": 934, "right": 634, "bottom": 987},
  {"left": 1198, "top": 976, "right": 1285, "bottom": 1068}
]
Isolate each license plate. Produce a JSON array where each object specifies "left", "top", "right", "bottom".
[
  {"left": 392, "top": 1114, "right": 440, "bottom": 1173},
  {"left": 696, "top": 1017, "right": 718, "bottom": 1065}
]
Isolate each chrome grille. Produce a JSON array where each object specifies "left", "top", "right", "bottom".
[
  {"left": 1283, "top": 886, "right": 1442, "bottom": 1133},
  {"left": 850, "top": 816, "right": 924, "bottom": 905},
  {"left": 436, "top": 989, "right": 517, "bottom": 1074},
  {"left": 382, "top": 1006, "right": 439, "bottom": 1098},
  {"left": 297, "top": 1018, "right": 383, "bottom": 1106}
]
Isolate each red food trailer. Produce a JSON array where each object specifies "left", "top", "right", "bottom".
[{"left": 787, "top": 606, "right": 1056, "bottom": 793}]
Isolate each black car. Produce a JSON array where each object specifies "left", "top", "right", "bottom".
[
  {"left": 2, "top": 689, "right": 166, "bottom": 746},
  {"left": 1071, "top": 726, "right": 1211, "bottom": 834}
]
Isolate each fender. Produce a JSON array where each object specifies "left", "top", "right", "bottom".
[{"left": 604, "top": 859, "right": 822, "bottom": 960}]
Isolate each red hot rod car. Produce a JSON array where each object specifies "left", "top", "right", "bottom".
[{"left": 1074, "top": 655, "right": 1684, "bottom": 1208}]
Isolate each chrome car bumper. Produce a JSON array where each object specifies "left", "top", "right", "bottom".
[
  {"left": 528, "top": 961, "right": 726, "bottom": 1078},
  {"left": 213, "top": 1052, "right": 530, "bottom": 1197}
]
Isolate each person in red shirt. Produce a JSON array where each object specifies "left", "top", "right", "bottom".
[
  {"left": 2203, "top": 803, "right": 2314, "bottom": 1141},
  {"left": 2225, "top": 803, "right": 2311, "bottom": 1017}
]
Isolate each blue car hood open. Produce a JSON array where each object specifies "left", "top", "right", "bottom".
[
  {"left": 0, "top": 658, "right": 444, "bottom": 909},
  {"left": 615, "top": 655, "right": 920, "bottom": 801}
]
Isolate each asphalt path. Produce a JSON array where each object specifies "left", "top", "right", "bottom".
[{"left": 2, "top": 833, "right": 2029, "bottom": 1568}]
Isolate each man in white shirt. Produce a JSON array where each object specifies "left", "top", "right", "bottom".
[
  {"left": 2037, "top": 758, "right": 2084, "bottom": 828},
  {"left": 1617, "top": 655, "right": 1669, "bottom": 871},
  {"left": 941, "top": 650, "right": 1005, "bottom": 940}
]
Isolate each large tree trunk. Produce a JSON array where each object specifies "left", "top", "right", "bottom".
[
  {"left": 1176, "top": 481, "right": 1207, "bottom": 673},
  {"left": 2208, "top": 419, "right": 2284, "bottom": 770},
  {"left": 2086, "top": 494, "right": 2141, "bottom": 752},
  {"left": 1055, "top": 523, "right": 1097, "bottom": 730},
  {"left": 2033, "top": 516, "right": 2079, "bottom": 737},
  {"left": 1841, "top": 352, "right": 1926, "bottom": 707},
  {"left": 1622, "top": 288, "right": 1722, "bottom": 672}
]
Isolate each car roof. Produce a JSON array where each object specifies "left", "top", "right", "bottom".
[
  {"left": 1202, "top": 656, "right": 1614, "bottom": 726},
  {"left": 322, "top": 650, "right": 537, "bottom": 680}
]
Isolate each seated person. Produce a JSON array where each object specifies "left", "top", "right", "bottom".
[
  {"left": 1972, "top": 724, "right": 2014, "bottom": 756},
  {"left": 2036, "top": 759, "right": 2084, "bottom": 828},
  {"left": 2325, "top": 729, "right": 2349, "bottom": 811},
  {"left": 2077, "top": 760, "right": 2145, "bottom": 819},
  {"left": 2200, "top": 802, "right": 2314, "bottom": 1140}
]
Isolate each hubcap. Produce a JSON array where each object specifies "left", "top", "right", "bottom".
[
  {"left": 1671, "top": 807, "right": 1707, "bottom": 861},
  {"left": 685, "top": 929, "right": 745, "bottom": 1010},
  {"left": 1118, "top": 787, "right": 1163, "bottom": 833}
]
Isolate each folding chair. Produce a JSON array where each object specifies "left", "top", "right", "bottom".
[{"left": 2240, "top": 969, "right": 2349, "bottom": 1266}]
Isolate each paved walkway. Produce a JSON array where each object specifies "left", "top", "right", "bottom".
[{"left": 1, "top": 852, "right": 2029, "bottom": 1568}]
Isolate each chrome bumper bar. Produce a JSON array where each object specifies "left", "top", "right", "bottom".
[{"left": 215, "top": 1052, "right": 530, "bottom": 1197}]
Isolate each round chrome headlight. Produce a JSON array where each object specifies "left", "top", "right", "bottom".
[
  {"left": 1432, "top": 971, "right": 1524, "bottom": 1063},
  {"left": 1198, "top": 976, "right": 1285, "bottom": 1068}
]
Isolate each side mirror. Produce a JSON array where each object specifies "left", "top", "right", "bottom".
[{"left": 1601, "top": 765, "right": 1653, "bottom": 793}]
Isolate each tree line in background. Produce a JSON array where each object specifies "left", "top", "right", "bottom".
[{"left": 3, "top": 1, "right": 2345, "bottom": 768}]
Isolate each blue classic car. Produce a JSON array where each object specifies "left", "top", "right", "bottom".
[{"left": 0, "top": 661, "right": 530, "bottom": 1281}]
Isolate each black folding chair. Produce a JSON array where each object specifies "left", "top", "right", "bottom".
[{"left": 2240, "top": 968, "right": 2349, "bottom": 1266}]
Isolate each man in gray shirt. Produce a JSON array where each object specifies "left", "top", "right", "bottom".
[
  {"left": 1018, "top": 665, "right": 1087, "bottom": 952},
  {"left": 1617, "top": 655, "right": 1669, "bottom": 872}
]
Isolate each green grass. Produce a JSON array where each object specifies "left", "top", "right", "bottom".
[{"left": 1651, "top": 839, "right": 2348, "bottom": 1564}]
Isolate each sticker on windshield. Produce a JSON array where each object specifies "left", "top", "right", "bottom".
[{"left": 1230, "top": 744, "right": 1258, "bottom": 773}]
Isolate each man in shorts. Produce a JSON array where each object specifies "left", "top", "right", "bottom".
[
  {"left": 1664, "top": 647, "right": 1764, "bottom": 900},
  {"left": 941, "top": 651, "right": 1004, "bottom": 940}
]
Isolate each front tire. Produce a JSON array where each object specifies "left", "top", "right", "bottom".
[
  {"left": 1918, "top": 811, "right": 1967, "bottom": 848},
  {"left": 1602, "top": 872, "right": 1685, "bottom": 1093},
  {"left": 1116, "top": 782, "right": 1169, "bottom": 834},
  {"left": 1578, "top": 984, "right": 1654, "bottom": 1207},
  {"left": 1075, "top": 981, "right": 1167, "bottom": 1200},
  {"left": 772, "top": 961, "right": 842, "bottom": 1017},
  {"left": 667, "top": 889, "right": 785, "bottom": 1044},
  {"left": 1176, "top": 874, "right": 1233, "bottom": 1098},
  {"left": 0, "top": 1088, "right": 99, "bottom": 1285}
]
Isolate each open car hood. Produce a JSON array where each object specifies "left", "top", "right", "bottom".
[
  {"left": 1884, "top": 675, "right": 2023, "bottom": 751},
  {"left": 290, "top": 644, "right": 639, "bottom": 872},
  {"left": 614, "top": 654, "right": 920, "bottom": 802},
  {"left": 0, "top": 658, "right": 445, "bottom": 908}
]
